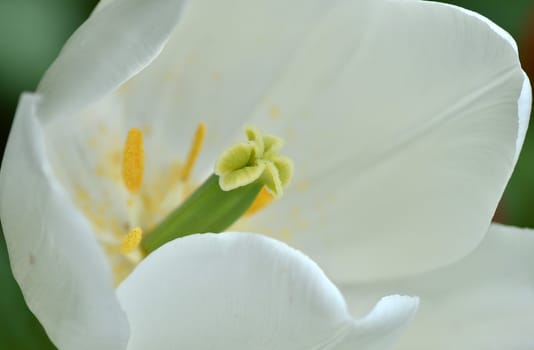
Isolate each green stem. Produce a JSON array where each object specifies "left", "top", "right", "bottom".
[{"left": 141, "top": 174, "right": 262, "bottom": 254}]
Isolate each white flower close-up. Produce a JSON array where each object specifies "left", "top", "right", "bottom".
[{"left": 0, "top": 0, "right": 532, "bottom": 349}]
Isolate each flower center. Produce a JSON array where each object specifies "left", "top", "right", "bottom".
[
  {"left": 116, "top": 124, "right": 209, "bottom": 257},
  {"left": 74, "top": 124, "right": 292, "bottom": 284},
  {"left": 140, "top": 126, "right": 294, "bottom": 254}
]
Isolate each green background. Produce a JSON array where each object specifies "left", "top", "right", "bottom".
[{"left": 0, "top": 1, "right": 533, "bottom": 348}]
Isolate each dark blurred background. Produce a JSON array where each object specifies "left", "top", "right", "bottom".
[{"left": 0, "top": 0, "right": 533, "bottom": 348}]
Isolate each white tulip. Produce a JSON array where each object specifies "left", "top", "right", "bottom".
[{"left": 0, "top": 0, "right": 531, "bottom": 349}]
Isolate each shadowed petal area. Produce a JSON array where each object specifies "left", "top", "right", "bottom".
[
  {"left": 340, "top": 224, "right": 534, "bottom": 350},
  {"left": 117, "top": 232, "right": 418, "bottom": 350},
  {"left": 0, "top": 94, "right": 128, "bottom": 350}
]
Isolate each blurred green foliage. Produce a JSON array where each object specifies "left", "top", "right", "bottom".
[
  {"left": 0, "top": 0, "right": 532, "bottom": 349},
  {"left": 0, "top": 0, "right": 95, "bottom": 101},
  {"left": 441, "top": 0, "right": 533, "bottom": 37}
]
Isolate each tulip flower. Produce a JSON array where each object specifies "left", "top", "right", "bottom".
[{"left": 0, "top": 0, "right": 531, "bottom": 349}]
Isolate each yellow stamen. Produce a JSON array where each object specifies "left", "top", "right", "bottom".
[
  {"left": 120, "top": 227, "right": 143, "bottom": 254},
  {"left": 245, "top": 187, "right": 274, "bottom": 216},
  {"left": 181, "top": 123, "right": 206, "bottom": 181},
  {"left": 122, "top": 128, "right": 144, "bottom": 193}
]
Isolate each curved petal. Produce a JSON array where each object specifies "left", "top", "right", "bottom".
[
  {"left": 516, "top": 72, "right": 532, "bottom": 161},
  {"left": 109, "top": 0, "right": 339, "bottom": 178},
  {"left": 117, "top": 232, "right": 418, "bottom": 350},
  {"left": 0, "top": 94, "right": 128, "bottom": 350},
  {"left": 237, "top": 0, "right": 529, "bottom": 281},
  {"left": 339, "top": 224, "right": 534, "bottom": 350},
  {"left": 37, "top": 0, "right": 187, "bottom": 119},
  {"left": 447, "top": 1, "right": 531, "bottom": 163},
  {"left": 42, "top": 0, "right": 530, "bottom": 282},
  {"left": 41, "top": 0, "right": 346, "bottom": 218}
]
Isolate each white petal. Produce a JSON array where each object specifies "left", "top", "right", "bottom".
[
  {"left": 117, "top": 232, "right": 418, "bottom": 350},
  {"left": 516, "top": 72, "right": 532, "bottom": 161},
  {"left": 109, "top": 0, "right": 339, "bottom": 178},
  {"left": 340, "top": 224, "right": 534, "bottom": 350},
  {"left": 0, "top": 94, "right": 128, "bottom": 350},
  {"left": 236, "top": 0, "right": 529, "bottom": 281},
  {"left": 37, "top": 0, "right": 187, "bottom": 119},
  {"left": 42, "top": 0, "right": 529, "bottom": 283},
  {"left": 447, "top": 4, "right": 531, "bottom": 162}
]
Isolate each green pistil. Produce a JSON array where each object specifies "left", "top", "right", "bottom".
[
  {"left": 215, "top": 126, "right": 293, "bottom": 197},
  {"left": 141, "top": 126, "right": 294, "bottom": 254}
]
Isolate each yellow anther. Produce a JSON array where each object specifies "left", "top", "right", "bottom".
[
  {"left": 181, "top": 123, "right": 206, "bottom": 181},
  {"left": 120, "top": 227, "right": 143, "bottom": 254},
  {"left": 245, "top": 187, "right": 274, "bottom": 216},
  {"left": 122, "top": 128, "right": 144, "bottom": 193}
]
